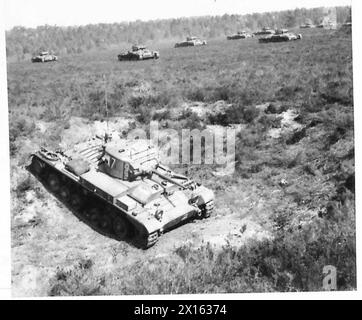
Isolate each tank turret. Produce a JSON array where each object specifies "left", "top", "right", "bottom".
[{"left": 99, "top": 140, "right": 158, "bottom": 181}]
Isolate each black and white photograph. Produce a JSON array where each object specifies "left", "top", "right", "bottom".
[{"left": 0, "top": 0, "right": 358, "bottom": 298}]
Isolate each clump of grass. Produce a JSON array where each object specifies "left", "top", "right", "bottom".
[
  {"left": 48, "top": 258, "right": 104, "bottom": 296},
  {"left": 207, "top": 104, "right": 260, "bottom": 126},
  {"left": 9, "top": 115, "right": 36, "bottom": 155},
  {"left": 185, "top": 87, "right": 207, "bottom": 102}
]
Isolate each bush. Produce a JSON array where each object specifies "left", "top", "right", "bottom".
[
  {"left": 208, "top": 105, "right": 260, "bottom": 126},
  {"left": 15, "top": 174, "right": 35, "bottom": 195},
  {"left": 185, "top": 87, "right": 207, "bottom": 102},
  {"left": 48, "top": 259, "right": 104, "bottom": 296},
  {"left": 152, "top": 109, "right": 171, "bottom": 121}
]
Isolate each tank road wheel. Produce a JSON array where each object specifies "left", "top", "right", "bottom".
[
  {"left": 99, "top": 214, "right": 112, "bottom": 233},
  {"left": 48, "top": 173, "right": 60, "bottom": 193},
  {"left": 201, "top": 201, "right": 214, "bottom": 219},
  {"left": 113, "top": 216, "right": 129, "bottom": 240},
  {"left": 89, "top": 207, "right": 101, "bottom": 227},
  {"left": 59, "top": 185, "right": 71, "bottom": 202},
  {"left": 144, "top": 232, "right": 159, "bottom": 249},
  {"left": 70, "top": 192, "right": 83, "bottom": 211}
]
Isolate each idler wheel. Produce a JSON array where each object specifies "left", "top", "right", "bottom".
[
  {"left": 59, "top": 186, "right": 71, "bottom": 202},
  {"left": 31, "top": 158, "right": 44, "bottom": 176},
  {"left": 89, "top": 208, "right": 101, "bottom": 226},
  {"left": 99, "top": 212, "right": 112, "bottom": 233}
]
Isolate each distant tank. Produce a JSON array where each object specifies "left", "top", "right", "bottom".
[
  {"left": 341, "top": 22, "right": 352, "bottom": 28},
  {"left": 174, "top": 36, "right": 207, "bottom": 48},
  {"left": 253, "top": 27, "right": 276, "bottom": 36},
  {"left": 300, "top": 19, "right": 315, "bottom": 29},
  {"left": 227, "top": 31, "right": 253, "bottom": 40},
  {"left": 259, "top": 29, "right": 302, "bottom": 43},
  {"left": 27, "top": 135, "right": 214, "bottom": 248},
  {"left": 31, "top": 51, "right": 58, "bottom": 63},
  {"left": 118, "top": 45, "right": 160, "bottom": 61}
]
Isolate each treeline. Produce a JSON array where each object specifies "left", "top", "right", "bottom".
[{"left": 6, "top": 6, "right": 351, "bottom": 61}]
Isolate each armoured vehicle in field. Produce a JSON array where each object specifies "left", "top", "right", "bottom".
[
  {"left": 28, "top": 134, "right": 214, "bottom": 248},
  {"left": 253, "top": 27, "right": 275, "bottom": 36},
  {"left": 174, "top": 36, "right": 207, "bottom": 48},
  {"left": 118, "top": 45, "right": 160, "bottom": 61},
  {"left": 259, "top": 29, "right": 302, "bottom": 43},
  {"left": 31, "top": 51, "right": 58, "bottom": 63},
  {"left": 227, "top": 31, "right": 253, "bottom": 40}
]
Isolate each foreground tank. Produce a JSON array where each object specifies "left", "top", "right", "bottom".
[{"left": 27, "top": 134, "right": 214, "bottom": 248}]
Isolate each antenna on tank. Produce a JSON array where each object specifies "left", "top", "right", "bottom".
[{"left": 103, "top": 74, "right": 109, "bottom": 143}]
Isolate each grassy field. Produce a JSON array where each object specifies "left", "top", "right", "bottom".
[{"left": 8, "top": 27, "right": 355, "bottom": 295}]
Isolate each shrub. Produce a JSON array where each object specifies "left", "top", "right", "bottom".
[
  {"left": 152, "top": 109, "right": 171, "bottom": 121},
  {"left": 185, "top": 87, "right": 207, "bottom": 102},
  {"left": 48, "top": 259, "right": 104, "bottom": 296},
  {"left": 208, "top": 105, "right": 260, "bottom": 126}
]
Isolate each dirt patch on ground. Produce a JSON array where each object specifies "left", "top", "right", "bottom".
[{"left": 268, "top": 109, "right": 303, "bottom": 139}]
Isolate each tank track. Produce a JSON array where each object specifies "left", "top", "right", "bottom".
[
  {"left": 201, "top": 200, "right": 214, "bottom": 218},
  {"left": 28, "top": 156, "right": 155, "bottom": 249}
]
